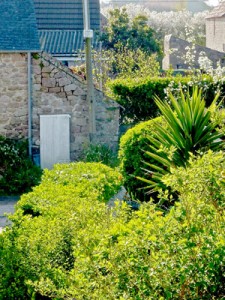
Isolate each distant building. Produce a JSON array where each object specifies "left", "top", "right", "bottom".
[
  {"left": 163, "top": 35, "right": 225, "bottom": 70},
  {"left": 108, "top": 0, "right": 209, "bottom": 13},
  {"left": 206, "top": 2, "right": 225, "bottom": 52}
]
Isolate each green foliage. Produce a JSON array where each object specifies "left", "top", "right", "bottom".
[
  {"left": 92, "top": 48, "right": 160, "bottom": 92},
  {"left": 101, "top": 8, "right": 161, "bottom": 55},
  {"left": 108, "top": 75, "right": 225, "bottom": 124},
  {"left": 163, "top": 150, "right": 225, "bottom": 210},
  {"left": 81, "top": 143, "right": 119, "bottom": 168},
  {"left": 140, "top": 87, "right": 225, "bottom": 193},
  {"left": 119, "top": 117, "right": 166, "bottom": 202},
  {"left": 1, "top": 153, "right": 225, "bottom": 299},
  {"left": 0, "top": 162, "right": 122, "bottom": 299},
  {"left": 0, "top": 136, "right": 42, "bottom": 196}
]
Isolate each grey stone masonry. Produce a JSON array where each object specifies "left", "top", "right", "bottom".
[
  {"left": 163, "top": 35, "right": 225, "bottom": 70},
  {"left": 32, "top": 52, "right": 120, "bottom": 160},
  {"left": 0, "top": 52, "right": 120, "bottom": 162},
  {"left": 0, "top": 53, "right": 28, "bottom": 139}
]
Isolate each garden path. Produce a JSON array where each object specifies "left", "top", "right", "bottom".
[{"left": 0, "top": 197, "right": 19, "bottom": 233}]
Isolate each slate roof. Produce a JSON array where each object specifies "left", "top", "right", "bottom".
[
  {"left": 33, "top": 0, "right": 100, "bottom": 30},
  {"left": 206, "top": 2, "right": 225, "bottom": 19},
  {"left": 39, "top": 30, "right": 99, "bottom": 55},
  {"left": 33, "top": 0, "right": 100, "bottom": 55},
  {"left": 0, "top": 0, "right": 40, "bottom": 51}
]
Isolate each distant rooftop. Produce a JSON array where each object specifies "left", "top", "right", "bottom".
[
  {"left": 33, "top": 0, "right": 100, "bottom": 30},
  {"left": 39, "top": 30, "right": 99, "bottom": 55},
  {"left": 206, "top": 2, "right": 225, "bottom": 19},
  {"left": 0, "top": 0, "right": 40, "bottom": 51}
]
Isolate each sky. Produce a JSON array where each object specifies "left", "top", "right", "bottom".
[
  {"left": 101, "top": 0, "right": 221, "bottom": 7},
  {"left": 205, "top": 0, "right": 219, "bottom": 6}
]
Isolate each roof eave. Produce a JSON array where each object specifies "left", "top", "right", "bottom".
[{"left": 0, "top": 49, "right": 41, "bottom": 53}]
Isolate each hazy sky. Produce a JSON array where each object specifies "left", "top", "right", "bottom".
[
  {"left": 205, "top": 0, "right": 219, "bottom": 6},
  {"left": 101, "top": 0, "right": 221, "bottom": 7}
]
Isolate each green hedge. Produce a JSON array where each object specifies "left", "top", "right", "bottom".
[
  {"left": 119, "top": 117, "right": 166, "bottom": 202},
  {"left": 108, "top": 76, "right": 224, "bottom": 124},
  {"left": 0, "top": 162, "right": 122, "bottom": 299},
  {"left": 0, "top": 136, "right": 42, "bottom": 195},
  {"left": 1, "top": 153, "right": 225, "bottom": 299}
]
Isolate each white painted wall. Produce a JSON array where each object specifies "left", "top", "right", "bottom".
[{"left": 40, "top": 114, "right": 71, "bottom": 169}]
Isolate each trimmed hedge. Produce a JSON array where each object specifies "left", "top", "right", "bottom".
[
  {"left": 108, "top": 75, "right": 224, "bottom": 123},
  {"left": 119, "top": 117, "right": 167, "bottom": 202},
  {"left": 1, "top": 153, "right": 225, "bottom": 299}
]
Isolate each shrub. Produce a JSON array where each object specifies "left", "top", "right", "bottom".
[
  {"left": 0, "top": 162, "right": 122, "bottom": 299},
  {"left": 1, "top": 153, "right": 225, "bottom": 299},
  {"left": 140, "top": 87, "right": 224, "bottom": 194},
  {"left": 81, "top": 143, "right": 119, "bottom": 168},
  {"left": 0, "top": 136, "right": 42, "bottom": 196},
  {"left": 108, "top": 75, "right": 224, "bottom": 124},
  {"left": 119, "top": 117, "right": 166, "bottom": 202},
  {"left": 119, "top": 88, "right": 225, "bottom": 203}
]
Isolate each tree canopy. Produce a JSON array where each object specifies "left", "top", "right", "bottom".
[{"left": 101, "top": 8, "right": 162, "bottom": 55}]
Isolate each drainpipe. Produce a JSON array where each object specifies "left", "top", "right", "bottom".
[{"left": 27, "top": 52, "right": 32, "bottom": 157}]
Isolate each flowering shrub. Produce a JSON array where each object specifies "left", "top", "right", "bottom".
[{"left": 102, "top": 5, "right": 207, "bottom": 46}]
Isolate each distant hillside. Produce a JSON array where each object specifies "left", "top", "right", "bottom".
[{"left": 107, "top": 0, "right": 209, "bottom": 12}]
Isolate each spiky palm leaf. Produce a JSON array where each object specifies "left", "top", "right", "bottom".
[{"left": 140, "top": 87, "right": 224, "bottom": 193}]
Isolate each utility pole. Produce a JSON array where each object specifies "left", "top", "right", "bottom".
[{"left": 82, "top": 0, "right": 96, "bottom": 140}]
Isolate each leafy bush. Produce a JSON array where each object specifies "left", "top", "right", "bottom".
[
  {"left": 119, "top": 87, "right": 225, "bottom": 203},
  {"left": 1, "top": 153, "right": 225, "bottom": 299},
  {"left": 140, "top": 88, "right": 224, "bottom": 194},
  {"left": 0, "top": 136, "right": 42, "bottom": 196},
  {"left": 0, "top": 162, "right": 122, "bottom": 299},
  {"left": 119, "top": 117, "right": 166, "bottom": 202},
  {"left": 108, "top": 75, "right": 224, "bottom": 124},
  {"left": 163, "top": 150, "right": 225, "bottom": 210},
  {"left": 81, "top": 143, "right": 119, "bottom": 168}
]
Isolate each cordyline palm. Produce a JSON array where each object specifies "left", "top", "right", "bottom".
[{"left": 139, "top": 87, "right": 224, "bottom": 193}]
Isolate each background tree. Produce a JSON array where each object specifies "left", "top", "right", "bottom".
[
  {"left": 100, "top": 8, "right": 161, "bottom": 55},
  {"left": 102, "top": 5, "right": 208, "bottom": 46}
]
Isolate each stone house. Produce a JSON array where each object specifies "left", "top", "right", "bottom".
[
  {"left": 33, "top": 0, "right": 101, "bottom": 66},
  {"left": 163, "top": 35, "right": 225, "bottom": 70},
  {"left": 163, "top": 2, "right": 225, "bottom": 71},
  {"left": 0, "top": 0, "right": 119, "bottom": 169},
  {"left": 206, "top": 2, "right": 225, "bottom": 52}
]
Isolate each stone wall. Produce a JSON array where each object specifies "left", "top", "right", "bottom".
[
  {"left": 0, "top": 53, "right": 28, "bottom": 139},
  {"left": 32, "top": 52, "right": 120, "bottom": 160},
  {"left": 163, "top": 35, "right": 225, "bottom": 70},
  {"left": 0, "top": 52, "right": 120, "bottom": 162},
  {"left": 206, "top": 17, "right": 225, "bottom": 52}
]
